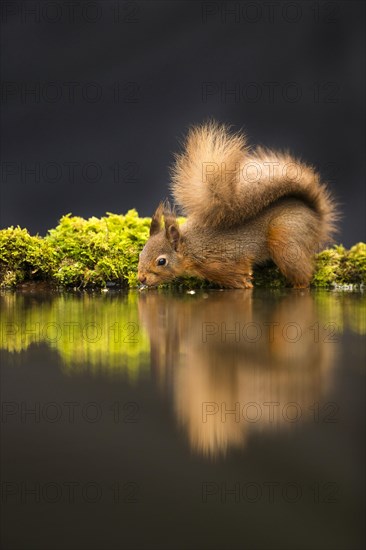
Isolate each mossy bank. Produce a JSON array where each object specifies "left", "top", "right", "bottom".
[{"left": 0, "top": 210, "right": 365, "bottom": 290}]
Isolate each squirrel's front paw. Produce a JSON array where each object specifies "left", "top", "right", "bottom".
[
  {"left": 238, "top": 273, "right": 253, "bottom": 289},
  {"left": 231, "top": 280, "right": 253, "bottom": 289}
]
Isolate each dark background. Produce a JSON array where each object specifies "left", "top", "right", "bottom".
[{"left": 1, "top": 0, "right": 365, "bottom": 246}]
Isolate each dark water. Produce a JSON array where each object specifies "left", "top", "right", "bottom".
[{"left": 1, "top": 288, "right": 365, "bottom": 550}]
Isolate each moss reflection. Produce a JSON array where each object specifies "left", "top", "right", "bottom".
[{"left": 0, "top": 291, "right": 150, "bottom": 378}]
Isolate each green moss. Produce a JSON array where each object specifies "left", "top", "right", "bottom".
[
  {"left": 45, "top": 210, "right": 151, "bottom": 288},
  {"left": 0, "top": 226, "right": 57, "bottom": 286},
  {"left": 0, "top": 214, "right": 365, "bottom": 289},
  {"left": 313, "top": 243, "right": 366, "bottom": 288},
  {"left": 0, "top": 210, "right": 150, "bottom": 289}
]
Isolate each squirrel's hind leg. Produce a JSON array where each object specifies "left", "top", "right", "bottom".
[{"left": 267, "top": 226, "right": 315, "bottom": 288}]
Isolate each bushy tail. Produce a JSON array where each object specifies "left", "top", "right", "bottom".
[{"left": 171, "top": 121, "right": 338, "bottom": 245}]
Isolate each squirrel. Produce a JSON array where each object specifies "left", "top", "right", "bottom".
[{"left": 138, "top": 121, "right": 337, "bottom": 288}]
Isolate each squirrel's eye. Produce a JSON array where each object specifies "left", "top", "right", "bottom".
[{"left": 157, "top": 257, "right": 167, "bottom": 266}]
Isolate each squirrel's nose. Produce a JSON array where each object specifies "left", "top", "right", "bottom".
[{"left": 138, "top": 274, "right": 147, "bottom": 284}]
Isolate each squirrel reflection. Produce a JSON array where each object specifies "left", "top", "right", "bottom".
[{"left": 138, "top": 290, "right": 336, "bottom": 457}]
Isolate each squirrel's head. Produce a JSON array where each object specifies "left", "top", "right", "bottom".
[{"left": 138, "top": 202, "right": 185, "bottom": 286}]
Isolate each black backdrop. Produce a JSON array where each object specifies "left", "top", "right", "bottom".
[{"left": 1, "top": 0, "right": 365, "bottom": 246}]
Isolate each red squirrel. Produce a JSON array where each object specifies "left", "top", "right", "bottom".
[{"left": 138, "top": 122, "right": 337, "bottom": 288}]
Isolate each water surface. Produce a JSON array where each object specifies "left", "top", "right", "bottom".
[{"left": 1, "top": 288, "right": 365, "bottom": 550}]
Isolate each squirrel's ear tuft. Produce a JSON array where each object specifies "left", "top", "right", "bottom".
[
  {"left": 166, "top": 224, "right": 181, "bottom": 250},
  {"left": 150, "top": 203, "right": 164, "bottom": 236},
  {"left": 164, "top": 202, "right": 180, "bottom": 249},
  {"left": 163, "top": 203, "right": 177, "bottom": 229},
  {"left": 161, "top": 200, "right": 180, "bottom": 249}
]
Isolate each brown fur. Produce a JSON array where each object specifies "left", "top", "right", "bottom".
[{"left": 138, "top": 122, "right": 338, "bottom": 288}]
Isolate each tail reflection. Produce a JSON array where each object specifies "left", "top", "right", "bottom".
[{"left": 138, "top": 290, "right": 337, "bottom": 457}]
